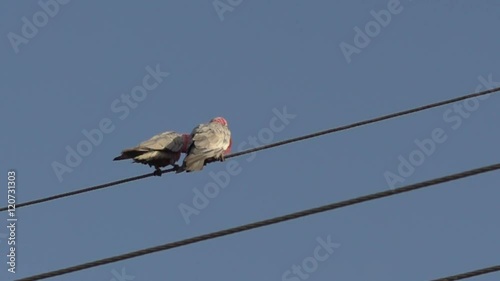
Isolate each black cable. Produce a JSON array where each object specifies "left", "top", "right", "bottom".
[
  {"left": 0, "top": 167, "right": 177, "bottom": 211},
  {"left": 16, "top": 163, "right": 500, "bottom": 281},
  {"left": 430, "top": 264, "right": 500, "bottom": 281},
  {"left": 2, "top": 86, "right": 498, "bottom": 212},
  {"left": 225, "top": 86, "right": 500, "bottom": 159}
]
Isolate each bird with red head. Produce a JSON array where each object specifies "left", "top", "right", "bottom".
[{"left": 182, "top": 117, "right": 232, "bottom": 172}]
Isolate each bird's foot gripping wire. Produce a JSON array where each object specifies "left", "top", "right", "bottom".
[
  {"left": 153, "top": 168, "right": 162, "bottom": 177},
  {"left": 175, "top": 164, "right": 186, "bottom": 174}
]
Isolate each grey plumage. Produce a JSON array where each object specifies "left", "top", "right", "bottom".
[
  {"left": 113, "top": 131, "right": 189, "bottom": 169},
  {"left": 183, "top": 119, "right": 231, "bottom": 172}
]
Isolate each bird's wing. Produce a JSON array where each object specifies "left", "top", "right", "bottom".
[
  {"left": 191, "top": 123, "right": 230, "bottom": 152},
  {"left": 137, "top": 131, "right": 184, "bottom": 152}
]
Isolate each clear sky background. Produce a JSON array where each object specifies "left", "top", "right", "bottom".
[{"left": 1, "top": 0, "right": 499, "bottom": 280}]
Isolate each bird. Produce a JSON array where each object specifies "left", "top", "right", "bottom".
[
  {"left": 113, "top": 131, "right": 191, "bottom": 176},
  {"left": 182, "top": 117, "right": 232, "bottom": 172}
]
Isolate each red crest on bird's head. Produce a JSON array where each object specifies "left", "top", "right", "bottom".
[{"left": 210, "top": 117, "right": 228, "bottom": 126}]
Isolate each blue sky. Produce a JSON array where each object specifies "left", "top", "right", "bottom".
[{"left": 1, "top": 0, "right": 499, "bottom": 280}]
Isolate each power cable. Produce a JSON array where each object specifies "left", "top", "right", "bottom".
[
  {"left": 16, "top": 163, "right": 500, "bottom": 280},
  {"left": 430, "top": 264, "right": 500, "bottom": 281},
  {"left": 1, "top": 86, "right": 498, "bottom": 212}
]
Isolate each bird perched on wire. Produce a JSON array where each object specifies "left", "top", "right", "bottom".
[
  {"left": 113, "top": 131, "right": 191, "bottom": 176},
  {"left": 182, "top": 117, "right": 232, "bottom": 172}
]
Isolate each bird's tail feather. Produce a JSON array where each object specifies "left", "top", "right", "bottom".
[
  {"left": 113, "top": 155, "right": 128, "bottom": 161},
  {"left": 184, "top": 154, "right": 206, "bottom": 171},
  {"left": 113, "top": 148, "right": 148, "bottom": 161}
]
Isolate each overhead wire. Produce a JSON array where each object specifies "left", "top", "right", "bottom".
[
  {"left": 430, "top": 264, "right": 500, "bottom": 281},
  {"left": 1, "top": 86, "right": 498, "bottom": 212},
  {"left": 16, "top": 163, "right": 500, "bottom": 280},
  {"left": 0, "top": 167, "right": 177, "bottom": 211}
]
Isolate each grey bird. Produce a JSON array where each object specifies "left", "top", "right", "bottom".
[
  {"left": 182, "top": 117, "right": 232, "bottom": 172},
  {"left": 113, "top": 131, "right": 191, "bottom": 176}
]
